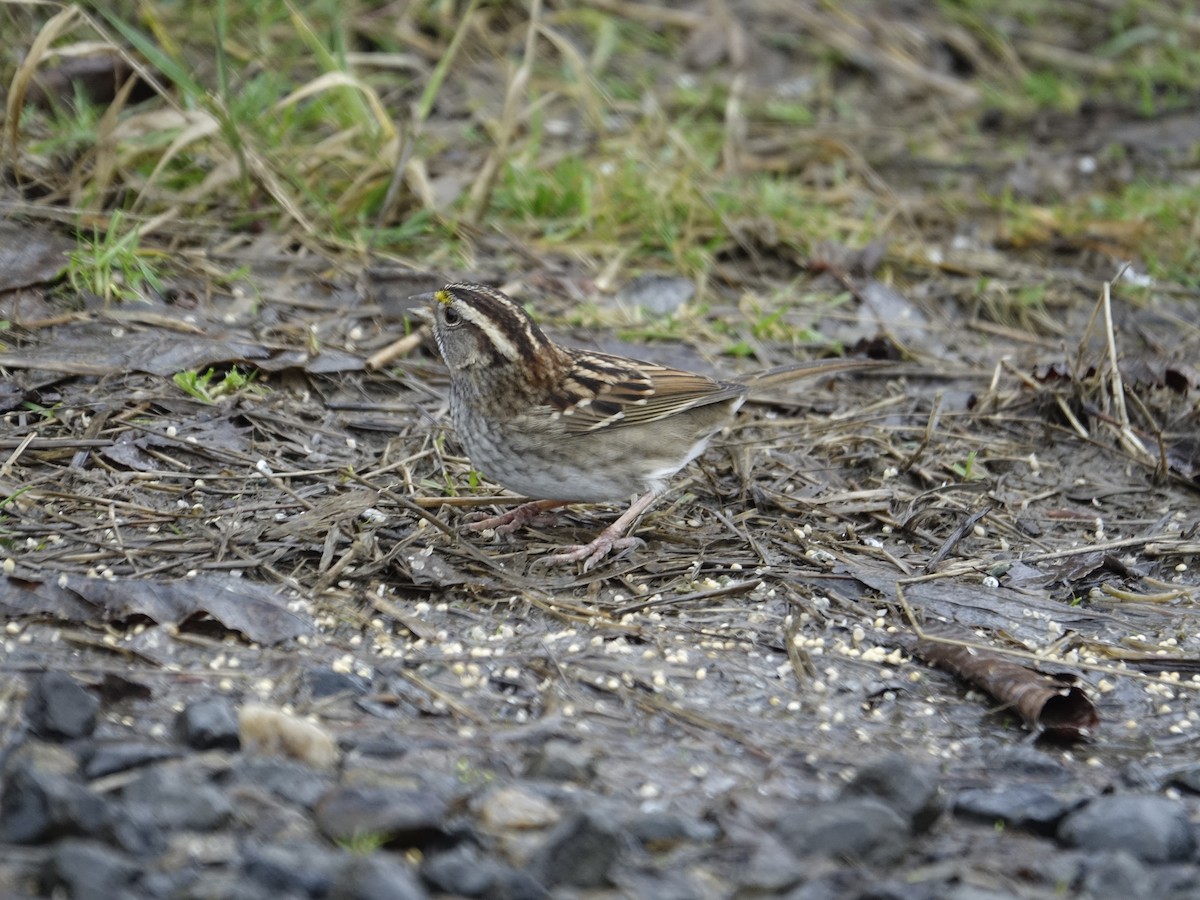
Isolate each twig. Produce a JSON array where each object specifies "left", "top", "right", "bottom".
[
  {"left": 925, "top": 506, "right": 990, "bottom": 572},
  {"left": 895, "top": 579, "right": 1200, "bottom": 692},
  {"left": 615, "top": 579, "right": 761, "bottom": 616}
]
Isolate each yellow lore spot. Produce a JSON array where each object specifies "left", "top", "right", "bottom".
[{"left": 434, "top": 289, "right": 452, "bottom": 304}]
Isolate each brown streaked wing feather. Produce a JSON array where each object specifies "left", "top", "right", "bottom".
[{"left": 550, "top": 350, "right": 741, "bottom": 433}]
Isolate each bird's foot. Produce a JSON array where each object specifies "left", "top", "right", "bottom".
[
  {"left": 465, "top": 500, "right": 564, "bottom": 535},
  {"left": 531, "top": 531, "right": 645, "bottom": 573}
]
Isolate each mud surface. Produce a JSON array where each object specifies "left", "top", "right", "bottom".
[{"left": 2, "top": 2, "right": 1200, "bottom": 898}]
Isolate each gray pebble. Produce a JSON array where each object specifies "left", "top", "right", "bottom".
[
  {"left": 776, "top": 798, "right": 911, "bottom": 865},
  {"left": 232, "top": 756, "right": 335, "bottom": 809},
  {"left": 1165, "top": 764, "right": 1200, "bottom": 795},
  {"left": 1152, "top": 864, "right": 1200, "bottom": 900},
  {"left": 123, "top": 766, "right": 233, "bottom": 831},
  {"left": 241, "top": 842, "right": 340, "bottom": 896},
  {"left": 524, "top": 739, "right": 594, "bottom": 783},
  {"left": 331, "top": 853, "right": 428, "bottom": 900},
  {"left": 421, "top": 843, "right": 546, "bottom": 899},
  {"left": 624, "top": 810, "right": 720, "bottom": 846},
  {"left": 174, "top": 696, "right": 240, "bottom": 751},
  {"left": 24, "top": 672, "right": 98, "bottom": 741},
  {"left": 82, "top": 742, "right": 178, "bottom": 780},
  {"left": 840, "top": 753, "right": 942, "bottom": 832},
  {"left": 527, "top": 810, "right": 625, "bottom": 888},
  {"left": 313, "top": 786, "right": 448, "bottom": 846},
  {"left": 952, "top": 785, "right": 1074, "bottom": 835},
  {"left": 1078, "top": 849, "right": 1152, "bottom": 900},
  {"left": 1058, "top": 794, "right": 1196, "bottom": 863},
  {"left": 0, "top": 764, "right": 110, "bottom": 844},
  {"left": 46, "top": 838, "right": 138, "bottom": 900}
]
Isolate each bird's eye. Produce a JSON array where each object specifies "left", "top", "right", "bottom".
[{"left": 442, "top": 306, "right": 462, "bottom": 327}]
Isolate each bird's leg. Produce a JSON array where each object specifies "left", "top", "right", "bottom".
[
  {"left": 534, "top": 488, "right": 662, "bottom": 573},
  {"left": 466, "top": 499, "right": 566, "bottom": 535}
]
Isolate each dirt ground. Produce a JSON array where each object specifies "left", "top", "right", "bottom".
[{"left": 2, "top": 2, "right": 1200, "bottom": 898}]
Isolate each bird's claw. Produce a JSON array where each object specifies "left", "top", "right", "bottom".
[
  {"left": 465, "top": 502, "right": 560, "bottom": 535},
  {"left": 531, "top": 535, "right": 645, "bottom": 573}
]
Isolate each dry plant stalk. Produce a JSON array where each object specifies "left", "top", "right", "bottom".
[{"left": 464, "top": 0, "right": 542, "bottom": 225}]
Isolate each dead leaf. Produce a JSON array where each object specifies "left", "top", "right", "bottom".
[
  {"left": 913, "top": 637, "right": 1098, "bottom": 740},
  {"left": 0, "top": 573, "right": 312, "bottom": 645},
  {"left": 0, "top": 328, "right": 272, "bottom": 377}
]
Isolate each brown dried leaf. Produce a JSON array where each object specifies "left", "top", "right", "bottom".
[{"left": 913, "top": 639, "right": 1098, "bottom": 740}]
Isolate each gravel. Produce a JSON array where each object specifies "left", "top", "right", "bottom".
[{"left": 4, "top": 642, "right": 1200, "bottom": 900}]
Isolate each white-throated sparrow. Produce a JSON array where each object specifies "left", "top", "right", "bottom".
[{"left": 426, "top": 282, "right": 874, "bottom": 571}]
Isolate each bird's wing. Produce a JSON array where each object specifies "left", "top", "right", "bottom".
[{"left": 547, "top": 350, "right": 744, "bottom": 433}]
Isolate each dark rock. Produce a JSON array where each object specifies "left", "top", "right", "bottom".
[
  {"left": 2, "top": 740, "right": 78, "bottom": 777},
  {"left": 0, "top": 754, "right": 164, "bottom": 856},
  {"left": 242, "top": 842, "right": 340, "bottom": 897},
  {"left": 840, "top": 753, "right": 942, "bottom": 832},
  {"left": 139, "top": 868, "right": 203, "bottom": 898},
  {"left": 24, "top": 672, "right": 98, "bottom": 741},
  {"left": 82, "top": 742, "right": 178, "bottom": 779},
  {"left": 123, "top": 766, "right": 233, "bottom": 831},
  {"left": 420, "top": 844, "right": 503, "bottom": 897},
  {"left": 860, "top": 880, "right": 939, "bottom": 900},
  {"left": 1078, "top": 850, "right": 1152, "bottom": 900},
  {"left": 232, "top": 756, "right": 334, "bottom": 808},
  {"left": 175, "top": 872, "right": 276, "bottom": 900},
  {"left": 1165, "top": 764, "right": 1200, "bottom": 795},
  {"left": 304, "top": 666, "right": 370, "bottom": 699},
  {"left": 1058, "top": 794, "right": 1196, "bottom": 863},
  {"left": 624, "top": 811, "right": 720, "bottom": 847},
  {"left": 527, "top": 810, "right": 624, "bottom": 888},
  {"left": 1117, "top": 761, "right": 1161, "bottom": 791},
  {"left": 106, "top": 804, "right": 167, "bottom": 857},
  {"left": 776, "top": 798, "right": 910, "bottom": 865},
  {"left": 421, "top": 844, "right": 547, "bottom": 900},
  {"left": 332, "top": 853, "right": 428, "bottom": 900},
  {"left": 45, "top": 838, "right": 138, "bottom": 900},
  {"left": 952, "top": 785, "right": 1073, "bottom": 835},
  {"left": 735, "top": 835, "right": 805, "bottom": 894},
  {"left": 174, "top": 696, "right": 240, "bottom": 751},
  {"left": 0, "top": 764, "right": 110, "bottom": 844},
  {"left": 613, "top": 868, "right": 713, "bottom": 900},
  {"left": 935, "top": 887, "right": 1025, "bottom": 900},
  {"left": 783, "top": 870, "right": 872, "bottom": 900},
  {"left": 524, "top": 740, "right": 594, "bottom": 783},
  {"left": 492, "top": 870, "right": 551, "bottom": 900},
  {"left": 314, "top": 786, "right": 449, "bottom": 847},
  {"left": 1154, "top": 865, "right": 1200, "bottom": 900}
]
